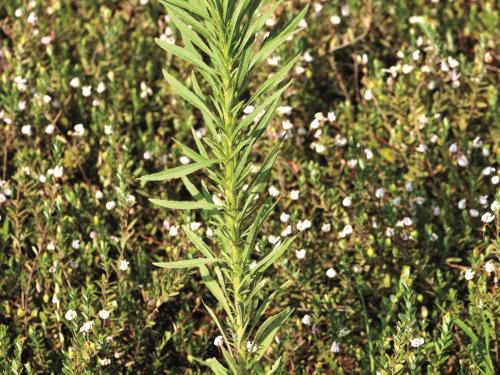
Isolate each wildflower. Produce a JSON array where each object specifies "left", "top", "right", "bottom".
[
  {"left": 97, "top": 82, "right": 106, "bottom": 93},
  {"left": 479, "top": 195, "right": 488, "bottom": 206},
  {"left": 290, "top": 190, "right": 300, "bottom": 200},
  {"left": 295, "top": 249, "right": 306, "bottom": 259},
  {"left": 481, "top": 212, "right": 495, "bottom": 223},
  {"left": 268, "top": 186, "right": 279, "bottom": 197},
  {"left": 409, "top": 16, "right": 423, "bottom": 24},
  {"left": 169, "top": 225, "right": 179, "bottom": 237},
  {"left": 53, "top": 166, "right": 63, "bottom": 178},
  {"left": 127, "top": 194, "right": 136, "bottom": 204},
  {"left": 296, "top": 220, "right": 312, "bottom": 231},
  {"left": 410, "top": 337, "right": 425, "bottom": 348},
  {"left": 104, "top": 125, "right": 113, "bottom": 135},
  {"left": 105, "top": 201, "right": 116, "bottom": 210},
  {"left": 492, "top": 175, "right": 499, "bottom": 185},
  {"left": 281, "top": 225, "right": 292, "bottom": 237},
  {"left": 280, "top": 213, "right": 290, "bottom": 223},
  {"left": 331, "top": 341, "right": 340, "bottom": 353},
  {"left": 14, "top": 8, "right": 22, "bottom": 17},
  {"left": 457, "top": 199, "right": 466, "bottom": 210},
  {"left": 330, "top": 15, "right": 341, "bottom": 25},
  {"left": 95, "top": 190, "right": 104, "bottom": 200},
  {"left": 342, "top": 196, "right": 352, "bottom": 207},
  {"left": 214, "top": 335, "right": 224, "bottom": 347},
  {"left": 71, "top": 239, "right": 80, "bottom": 249},
  {"left": 457, "top": 155, "right": 469, "bottom": 167},
  {"left": 491, "top": 201, "right": 500, "bottom": 212},
  {"left": 364, "top": 89, "right": 374, "bottom": 101},
  {"left": 402, "top": 64, "right": 413, "bottom": 74},
  {"left": 47, "top": 242, "right": 55, "bottom": 250},
  {"left": 70, "top": 77, "right": 80, "bottom": 88},
  {"left": 449, "top": 143, "right": 458, "bottom": 154},
  {"left": 375, "top": 188, "right": 385, "bottom": 199},
  {"left": 364, "top": 148, "right": 373, "bottom": 160},
  {"left": 469, "top": 209, "right": 479, "bottom": 217},
  {"left": 45, "top": 124, "right": 55, "bottom": 134},
  {"left": 21, "top": 124, "right": 32, "bottom": 136},
  {"left": 39, "top": 175, "right": 47, "bottom": 183},
  {"left": 326, "top": 268, "right": 337, "bottom": 279},
  {"left": 79, "top": 320, "right": 94, "bottom": 334},
  {"left": 484, "top": 261, "right": 495, "bottom": 274},
  {"left": 301, "top": 314, "right": 312, "bottom": 325},
  {"left": 119, "top": 259, "right": 129, "bottom": 271},
  {"left": 99, "top": 358, "right": 111, "bottom": 366},
  {"left": 246, "top": 341, "right": 257, "bottom": 353},
  {"left": 65, "top": 310, "right": 77, "bottom": 321},
  {"left": 98, "top": 309, "right": 110, "bottom": 320},
  {"left": 82, "top": 85, "right": 92, "bottom": 97},
  {"left": 179, "top": 156, "right": 190, "bottom": 165},
  {"left": 339, "top": 224, "right": 353, "bottom": 238},
  {"left": 327, "top": 112, "right": 336, "bottom": 122},
  {"left": 321, "top": 223, "right": 331, "bottom": 233},
  {"left": 73, "top": 123, "right": 85, "bottom": 137},
  {"left": 243, "top": 105, "right": 254, "bottom": 114},
  {"left": 465, "top": 269, "right": 475, "bottom": 280}
]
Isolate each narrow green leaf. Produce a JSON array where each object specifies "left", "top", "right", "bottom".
[
  {"left": 253, "top": 308, "right": 293, "bottom": 360},
  {"left": 140, "top": 160, "right": 215, "bottom": 182},
  {"left": 205, "top": 358, "right": 229, "bottom": 375},
  {"left": 252, "top": 235, "right": 297, "bottom": 275},
  {"left": 200, "top": 265, "right": 233, "bottom": 318},
  {"left": 149, "top": 198, "right": 219, "bottom": 210},
  {"left": 154, "top": 258, "right": 219, "bottom": 269},
  {"left": 182, "top": 225, "right": 215, "bottom": 259},
  {"left": 156, "top": 38, "right": 215, "bottom": 76},
  {"left": 455, "top": 319, "right": 479, "bottom": 345}
]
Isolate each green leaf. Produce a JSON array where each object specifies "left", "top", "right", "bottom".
[
  {"left": 200, "top": 265, "right": 233, "bottom": 318},
  {"left": 205, "top": 358, "right": 229, "bottom": 375},
  {"left": 162, "top": 69, "right": 217, "bottom": 124},
  {"left": 253, "top": 307, "right": 293, "bottom": 360},
  {"left": 156, "top": 38, "right": 215, "bottom": 76},
  {"left": 154, "top": 258, "right": 219, "bottom": 269},
  {"left": 140, "top": 160, "right": 215, "bottom": 181},
  {"left": 149, "top": 198, "right": 219, "bottom": 210},
  {"left": 252, "top": 235, "right": 297, "bottom": 275},
  {"left": 182, "top": 225, "right": 215, "bottom": 259},
  {"left": 455, "top": 319, "right": 479, "bottom": 345}
]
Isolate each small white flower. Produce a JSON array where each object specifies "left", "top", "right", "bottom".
[
  {"left": 448, "top": 56, "right": 459, "bottom": 69},
  {"left": 342, "top": 196, "right": 352, "bottom": 207},
  {"left": 79, "top": 320, "right": 94, "bottom": 334},
  {"left": 296, "top": 220, "right": 312, "bottom": 231},
  {"left": 449, "top": 143, "right": 458, "bottom": 154},
  {"left": 290, "top": 190, "right": 300, "bottom": 200},
  {"left": 39, "top": 175, "right": 47, "bottom": 183},
  {"left": 469, "top": 209, "right": 479, "bottom": 217},
  {"left": 328, "top": 112, "right": 336, "bottom": 122},
  {"left": 295, "top": 249, "right": 306, "bottom": 259},
  {"left": 179, "top": 156, "right": 190, "bottom": 165},
  {"left": 364, "top": 89, "right": 374, "bottom": 101},
  {"left": 481, "top": 212, "right": 495, "bottom": 223},
  {"left": 484, "top": 261, "right": 495, "bottom": 274},
  {"left": 301, "top": 314, "right": 311, "bottom": 325},
  {"left": 97, "top": 82, "right": 106, "bottom": 93},
  {"left": 375, "top": 188, "right": 385, "bottom": 199},
  {"left": 47, "top": 242, "right": 55, "bottom": 251},
  {"left": 169, "top": 225, "right": 179, "bottom": 237},
  {"left": 321, "top": 223, "right": 331, "bottom": 233},
  {"left": 330, "top": 15, "right": 341, "bottom": 25},
  {"left": 402, "top": 64, "right": 414, "bottom": 74},
  {"left": 246, "top": 340, "right": 257, "bottom": 353},
  {"left": 71, "top": 239, "right": 80, "bottom": 249},
  {"left": 214, "top": 335, "right": 224, "bottom": 347},
  {"left": 99, "top": 358, "right": 111, "bottom": 366},
  {"left": 106, "top": 201, "right": 116, "bottom": 210},
  {"left": 326, "top": 268, "right": 337, "bottom": 279},
  {"left": 464, "top": 269, "right": 475, "bottom": 281},
  {"left": 268, "top": 186, "right": 280, "bottom": 197},
  {"left": 479, "top": 195, "right": 488, "bottom": 206},
  {"left": 73, "top": 123, "right": 85, "bottom": 137},
  {"left": 331, "top": 341, "right": 340, "bottom": 353},
  {"left": 457, "top": 155, "right": 469, "bottom": 167},
  {"left": 70, "top": 77, "right": 80, "bottom": 88},
  {"left": 53, "top": 166, "right": 64, "bottom": 178},
  {"left": 492, "top": 175, "right": 499, "bottom": 185},
  {"left": 339, "top": 224, "right": 353, "bottom": 238},
  {"left": 364, "top": 148, "right": 373, "bottom": 160},
  {"left": 82, "top": 85, "right": 92, "bottom": 97},
  {"left": 482, "top": 166, "right": 494, "bottom": 176},
  {"left": 98, "top": 309, "right": 110, "bottom": 320},
  {"left": 119, "top": 259, "right": 129, "bottom": 271},
  {"left": 65, "top": 310, "right": 77, "bottom": 321},
  {"left": 409, "top": 15, "right": 423, "bottom": 24},
  {"left": 190, "top": 221, "right": 201, "bottom": 231},
  {"left": 491, "top": 201, "right": 500, "bottom": 212},
  {"left": 14, "top": 8, "right": 23, "bottom": 18},
  {"left": 21, "top": 124, "right": 32, "bottom": 136},
  {"left": 458, "top": 199, "right": 466, "bottom": 210},
  {"left": 410, "top": 337, "right": 425, "bottom": 348},
  {"left": 45, "top": 124, "right": 55, "bottom": 134},
  {"left": 280, "top": 213, "right": 290, "bottom": 223},
  {"left": 243, "top": 105, "right": 254, "bottom": 114},
  {"left": 104, "top": 125, "right": 113, "bottom": 135}
]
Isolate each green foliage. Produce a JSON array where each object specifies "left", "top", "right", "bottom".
[{"left": 0, "top": 0, "right": 499, "bottom": 374}]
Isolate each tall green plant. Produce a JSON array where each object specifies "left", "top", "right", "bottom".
[{"left": 140, "top": 1, "right": 307, "bottom": 373}]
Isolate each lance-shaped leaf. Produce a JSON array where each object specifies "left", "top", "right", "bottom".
[
  {"left": 162, "top": 69, "right": 217, "bottom": 124},
  {"left": 250, "top": 5, "right": 309, "bottom": 69},
  {"left": 252, "top": 307, "right": 293, "bottom": 360},
  {"left": 149, "top": 198, "right": 219, "bottom": 210},
  {"left": 156, "top": 39, "right": 216, "bottom": 76},
  {"left": 140, "top": 160, "right": 215, "bottom": 182},
  {"left": 200, "top": 265, "right": 233, "bottom": 318},
  {"left": 205, "top": 358, "right": 229, "bottom": 375},
  {"left": 252, "top": 235, "right": 297, "bottom": 275},
  {"left": 154, "top": 258, "right": 220, "bottom": 269},
  {"left": 160, "top": 0, "right": 210, "bottom": 20},
  {"left": 182, "top": 224, "right": 216, "bottom": 259}
]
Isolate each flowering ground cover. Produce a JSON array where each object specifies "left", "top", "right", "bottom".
[{"left": 0, "top": 0, "right": 499, "bottom": 374}]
